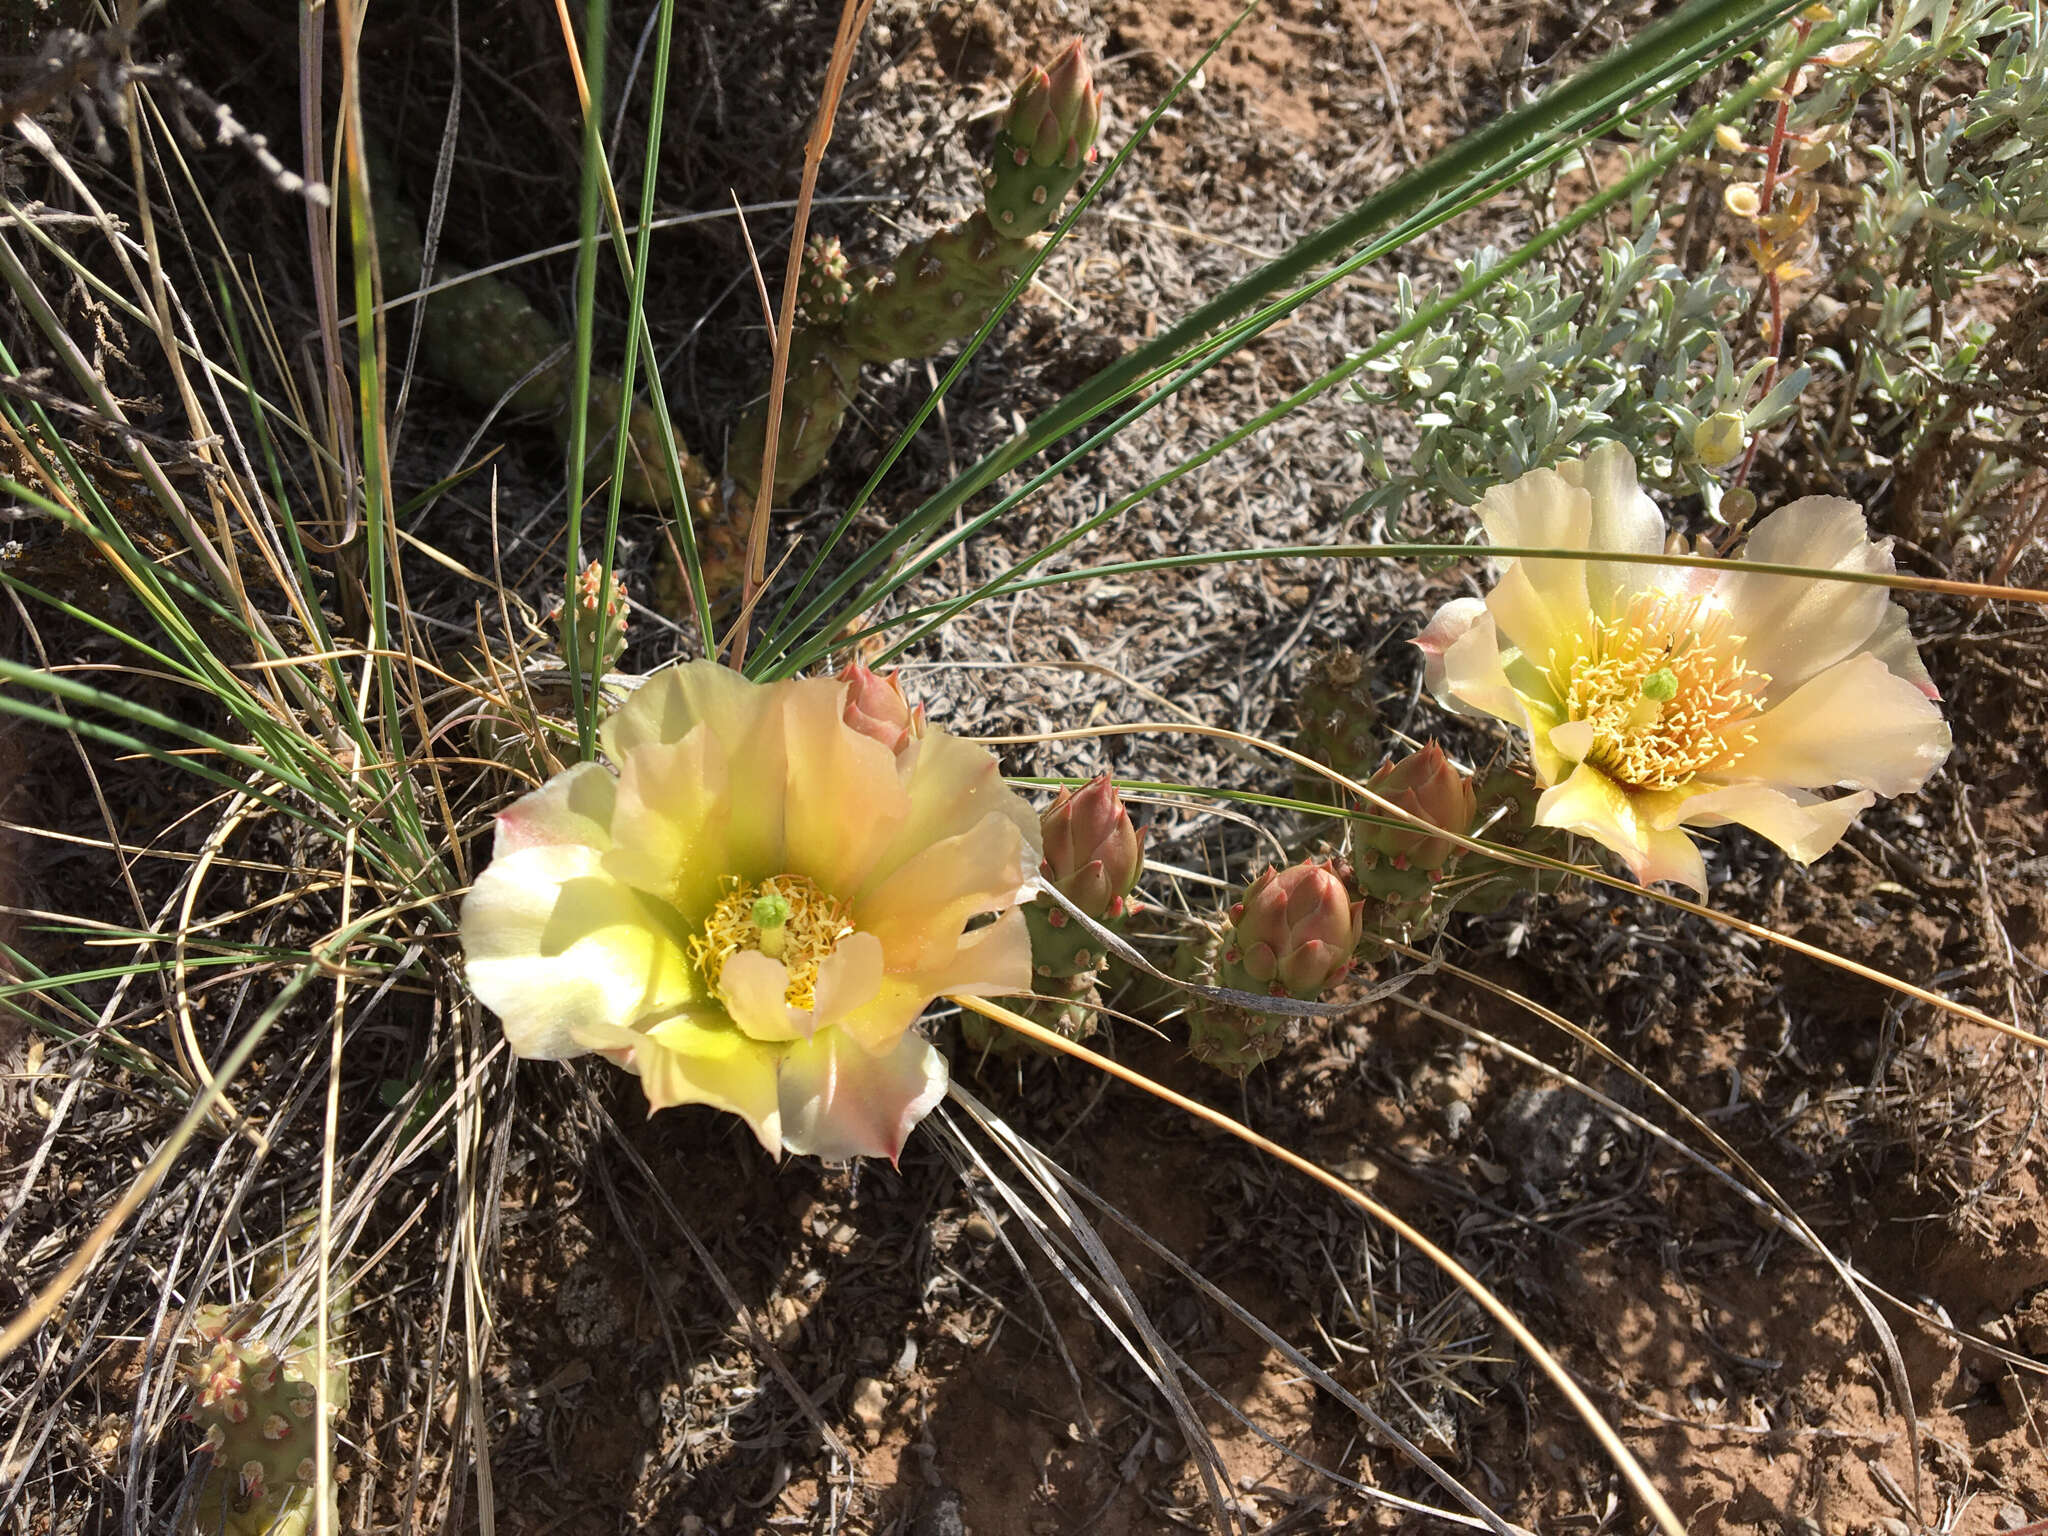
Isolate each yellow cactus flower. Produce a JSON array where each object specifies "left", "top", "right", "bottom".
[
  {"left": 1415, "top": 444, "right": 1950, "bottom": 894},
  {"left": 459, "top": 661, "right": 1041, "bottom": 1160}
]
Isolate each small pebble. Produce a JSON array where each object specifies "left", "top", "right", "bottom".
[{"left": 850, "top": 1376, "right": 889, "bottom": 1446}]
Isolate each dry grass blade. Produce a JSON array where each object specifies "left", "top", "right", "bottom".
[
  {"left": 731, "top": 0, "right": 878, "bottom": 664},
  {"left": 948, "top": 993, "right": 1690, "bottom": 1536},
  {"left": 939, "top": 1086, "right": 1536, "bottom": 1536},
  {"left": 928, "top": 1091, "right": 1245, "bottom": 1534}
]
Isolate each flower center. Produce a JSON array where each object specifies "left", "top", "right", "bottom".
[
  {"left": 1554, "top": 589, "right": 1767, "bottom": 791},
  {"left": 689, "top": 874, "right": 852, "bottom": 1009}
]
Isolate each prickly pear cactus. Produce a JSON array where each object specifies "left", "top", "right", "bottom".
[
  {"left": 179, "top": 1305, "right": 346, "bottom": 1536},
  {"left": 1183, "top": 858, "right": 1363, "bottom": 1076},
  {"left": 731, "top": 38, "right": 1103, "bottom": 506},
  {"left": 838, "top": 214, "right": 1035, "bottom": 366},
  {"left": 1291, "top": 648, "right": 1380, "bottom": 805},
  {"left": 1178, "top": 926, "right": 1292, "bottom": 1075}
]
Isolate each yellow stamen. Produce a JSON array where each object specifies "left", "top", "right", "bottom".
[
  {"left": 690, "top": 874, "right": 852, "bottom": 1010},
  {"left": 1552, "top": 590, "right": 1766, "bottom": 791}
]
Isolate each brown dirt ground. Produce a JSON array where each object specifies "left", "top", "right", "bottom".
[{"left": 3, "top": 0, "right": 2045, "bottom": 1534}]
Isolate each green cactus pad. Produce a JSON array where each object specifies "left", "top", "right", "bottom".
[
  {"left": 1292, "top": 648, "right": 1380, "bottom": 804},
  {"left": 840, "top": 213, "right": 1035, "bottom": 366},
  {"left": 984, "top": 135, "right": 1091, "bottom": 241},
  {"left": 959, "top": 967, "right": 1101, "bottom": 1058},
  {"left": 180, "top": 1305, "right": 346, "bottom": 1536},
  {"left": 726, "top": 331, "right": 864, "bottom": 501}
]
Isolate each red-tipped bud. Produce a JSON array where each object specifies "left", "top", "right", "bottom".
[
  {"left": 1004, "top": 39, "right": 1102, "bottom": 172},
  {"left": 1226, "top": 859, "right": 1364, "bottom": 999},
  {"left": 556, "top": 560, "right": 630, "bottom": 674},
  {"left": 1362, "top": 744, "right": 1477, "bottom": 873},
  {"left": 1038, "top": 773, "right": 1144, "bottom": 919},
  {"left": 836, "top": 660, "right": 924, "bottom": 755}
]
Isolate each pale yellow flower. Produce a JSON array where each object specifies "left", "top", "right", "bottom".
[
  {"left": 459, "top": 662, "right": 1040, "bottom": 1160},
  {"left": 1415, "top": 444, "right": 1950, "bottom": 893}
]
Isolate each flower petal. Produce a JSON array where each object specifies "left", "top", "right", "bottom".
[
  {"left": 636, "top": 1013, "right": 786, "bottom": 1153},
  {"left": 1662, "top": 781, "right": 1875, "bottom": 863},
  {"left": 1555, "top": 441, "right": 1665, "bottom": 610},
  {"left": 1548, "top": 717, "right": 1597, "bottom": 764},
  {"left": 601, "top": 725, "right": 731, "bottom": 922},
  {"left": 776, "top": 1029, "right": 949, "bottom": 1164},
  {"left": 836, "top": 908, "right": 1034, "bottom": 1054},
  {"left": 462, "top": 843, "right": 702, "bottom": 1059},
  {"left": 1478, "top": 468, "right": 1593, "bottom": 656},
  {"left": 811, "top": 932, "right": 885, "bottom": 1037},
  {"left": 1415, "top": 597, "right": 1488, "bottom": 710},
  {"left": 717, "top": 949, "right": 809, "bottom": 1041},
  {"left": 1535, "top": 760, "right": 1706, "bottom": 893},
  {"left": 1713, "top": 496, "right": 1892, "bottom": 700},
  {"left": 1865, "top": 600, "right": 1941, "bottom": 700},
  {"left": 781, "top": 677, "right": 912, "bottom": 893},
  {"left": 857, "top": 813, "right": 1032, "bottom": 971},
  {"left": 1437, "top": 609, "right": 1535, "bottom": 733},
  {"left": 492, "top": 761, "right": 616, "bottom": 857},
  {"left": 1734, "top": 652, "right": 1951, "bottom": 795},
  {"left": 602, "top": 661, "right": 788, "bottom": 874},
  {"left": 858, "top": 728, "right": 1041, "bottom": 901},
  {"left": 602, "top": 659, "right": 765, "bottom": 757}
]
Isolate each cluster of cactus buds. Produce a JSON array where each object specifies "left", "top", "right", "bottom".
[
  {"left": 795, "top": 234, "right": 860, "bottom": 330},
  {"left": 1291, "top": 647, "right": 1380, "bottom": 804},
  {"left": 963, "top": 773, "right": 1143, "bottom": 1057},
  {"left": 985, "top": 39, "right": 1105, "bottom": 240},
  {"left": 837, "top": 659, "right": 924, "bottom": 755},
  {"left": 554, "top": 560, "right": 630, "bottom": 677}
]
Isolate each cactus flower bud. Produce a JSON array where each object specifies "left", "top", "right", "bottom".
[
  {"left": 836, "top": 660, "right": 924, "bottom": 754},
  {"left": 1221, "top": 859, "right": 1364, "bottom": 1000},
  {"left": 987, "top": 40, "right": 1104, "bottom": 238},
  {"left": 1693, "top": 410, "right": 1748, "bottom": 467},
  {"left": 556, "top": 560, "right": 629, "bottom": 675},
  {"left": 1362, "top": 744, "right": 1477, "bottom": 873},
  {"left": 1038, "top": 774, "right": 1143, "bottom": 919}
]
